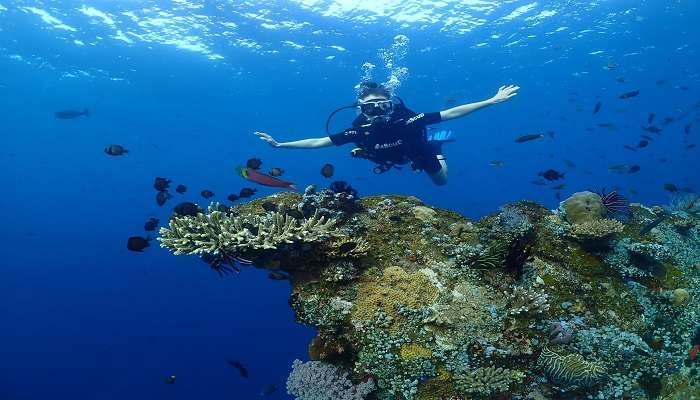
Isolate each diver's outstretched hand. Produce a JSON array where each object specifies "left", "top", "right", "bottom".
[
  {"left": 491, "top": 85, "right": 519, "bottom": 104},
  {"left": 254, "top": 131, "right": 280, "bottom": 148}
]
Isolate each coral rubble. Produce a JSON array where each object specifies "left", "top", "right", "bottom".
[{"left": 159, "top": 190, "right": 700, "bottom": 399}]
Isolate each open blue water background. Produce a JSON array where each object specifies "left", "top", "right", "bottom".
[{"left": 1, "top": 1, "right": 698, "bottom": 398}]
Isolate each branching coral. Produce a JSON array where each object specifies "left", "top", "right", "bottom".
[
  {"left": 454, "top": 366, "right": 524, "bottom": 396},
  {"left": 158, "top": 204, "right": 337, "bottom": 256},
  {"left": 507, "top": 286, "right": 550, "bottom": 317}
]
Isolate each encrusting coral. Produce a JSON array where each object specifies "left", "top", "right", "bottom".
[{"left": 158, "top": 190, "right": 700, "bottom": 400}]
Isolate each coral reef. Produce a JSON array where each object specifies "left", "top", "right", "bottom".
[{"left": 159, "top": 190, "right": 700, "bottom": 399}]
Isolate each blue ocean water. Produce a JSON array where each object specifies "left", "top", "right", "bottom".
[{"left": 0, "top": 1, "right": 698, "bottom": 399}]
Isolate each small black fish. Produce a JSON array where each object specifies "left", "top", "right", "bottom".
[
  {"left": 55, "top": 108, "right": 88, "bottom": 119},
  {"left": 688, "top": 144, "right": 697, "bottom": 149},
  {"left": 260, "top": 384, "right": 277, "bottom": 396},
  {"left": 338, "top": 242, "right": 358, "bottom": 254},
  {"left": 637, "top": 140, "right": 649, "bottom": 148},
  {"left": 227, "top": 194, "right": 239, "bottom": 202},
  {"left": 555, "top": 192, "right": 562, "bottom": 200},
  {"left": 261, "top": 202, "right": 277, "bottom": 212},
  {"left": 641, "top": 125, "right": 662, "bottom": 134},
  {"left": 175, "top": 184, "right": 187, "bottom": 194},
  {"left": 165, "top": 375, "right": 176, "bottom": 384},
  {"left": 268, "top": 167, "right": 284, "bottom": 177},
  {"left": 639, "top": 215, "right": 668, "bottom": 236},
  {"left": 515, "top": 134, "right": 544, "bottom": 143},
  {"left": 628, "top": 165, "right": 641, "bottom": 173},
  {"left": 154, "top": 177, "right": 172, "bottom": 192},
  {"left": 547, "top": 131, "right": 555, "bottom": 139},
  {"left": 144, "top": 217, "right": 159, "bottom": 231},
  {"left": 320, "top": 163, "right": 334, "bottom": 178},
  {"left": 267, "top": 271, "right": 289, "bottom": 281},
  {"left": 173, "top": 202, "right": 200, "bottom": 216},
  {"left": 156, "top": 191, "right": 172, "bottom": 206},
  {"left": 227, "top": 360, "right": 249, "bottom": 378},
  {"left": 246, "top": 158, "right": 262, "bottom": 170},
  {"left": 593, "top": 101, "right": 602, "bottom": 114},
  {"left": 285, "top": 209, "right": 304, "bottom": 220},
  {"left": 551, "top": 184, "right": 565, "bottom": 190},
  {"left": 624, "top": 145, "right": 637, "bottom": 152},
  {"left": 104, "top": 144, "right": 129, "bottom": 156},
  {"left": 661, "top": 117, "right": 674, "bottom": 125},
  {"left": 539, "top": 169, "right": 565, "bottom": 181},
  {"left": 200, "top": 190, "right": 215, "bottom": 199},
  {"left": 564, "top": 159, "right": 576, "bottom": 168},
  {"left": 664, "top": 183, "right": 679, "bottom": 193},
  {"left": 640, "top": 135, "right": 653, "bottom": 140},
  {"left": 239, "top": 187, "right": 257, "bottom": 198},
  {"left": 685, "top": 123, "right": 693, "bottom": 135},
  {"left": 531, "top": 180, "right": 547, "bottom": 186},
  {"left": 597, "top": 123, "right": 615, "bottom": 128},
  {"left": 127, "top": 236, "right": 151, "bottom": 252},
  {"left": 619, "top": 90, "right": 640, "bottom": 99},
  {"left": 647, "top": 113, "right": 655, "bottom": 124}
]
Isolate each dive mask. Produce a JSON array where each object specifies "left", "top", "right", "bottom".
[{"left": 359, "top": 99, "right": 394, "bottom": 117}]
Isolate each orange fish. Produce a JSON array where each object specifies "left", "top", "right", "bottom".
[
  {"left": 236, "top": 166, "right": 297, "bottom": 191},
  {"left": 690, "top": 344, "right": 700, "bottom": 361}
]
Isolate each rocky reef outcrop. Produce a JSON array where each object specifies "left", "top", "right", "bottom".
[{"left": 159, "top": 187, "right": 700, "bottom": 399}]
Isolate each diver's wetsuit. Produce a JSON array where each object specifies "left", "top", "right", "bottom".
[{"left": 329, "top": 106, "right": 443, "bottom": 173}]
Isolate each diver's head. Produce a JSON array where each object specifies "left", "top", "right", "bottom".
[{"left": 357, "top": 82, "right": 394, "bottom": 119}]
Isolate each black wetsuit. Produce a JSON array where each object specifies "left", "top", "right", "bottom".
[{"left": 329, "top": 106, "right": 443, "bottom": 173}]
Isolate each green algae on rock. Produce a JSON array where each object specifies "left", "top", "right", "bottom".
[{"left": 158, "top": 190, "right": 700, "bottom": 400}]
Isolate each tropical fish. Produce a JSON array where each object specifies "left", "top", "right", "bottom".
[
  {"left": 104, "top": 144, "right": 129, "bottom": 156},
  {"left": 539, "top": 169, "right": 565, "bottom": 181},
  {"left": 597, "top": 123, "right": 615, "bottom": 128},
  {"left": 489, "top": 160, "right": 505, "bottom": 168},
  {"left": 514, "top": 134, "right": 544, "bottom": 143},
  {"left": 642, "top": 125, "right": 662, "bottom": 134},
  {"left": 127, "top": 236, "right": 151, "bottom": 252},
  {"left": 624, "top": 145, "right": 637, "bottom": 152},
  {"left": 246, "top": 158, "right": 263, "bottom": 170},
  {"left": 239, "top": 187, "right": 257, "bottom": 198},
  {"left": 144, "top": 217, "right": 159, "bottom": 231},
  {"left": 685, "top": 123, "right": 693, "bottom": 135},
  {"left": 154, "top": 177, "right": 172, "bottom": 192},
  {"left": 647, "top": 113, "right": 655, "bottom": 124},
  {"left": 689, "top": 344, "right": 700, "bottom": 361},
  {"left": 637, "top": 140, "right": 649, "bottom": 148},
  {"left": 200, "top": 189, "right": 215, "bottom": 199},
  {"left": 530, "top": 180, "right": 547, "bottom": 186},
  {"left": 227, "top": 360, "right": 249, "bottom": 378},
  {"left": 267, "top": 271, "right": 289, "bottom": 280},
  {"left": 175, "top": 184, "right": 187, "bottom": 194},
  {"left": 639, "top": 215, "right": 668, "bottom": 236},
  {"left": 165, "top": 375, "right": 176, "bottom": 384},
  {"left": 664, "top": 183, "right": 679, "bottom": 193},
  {"left": 173, "top": 202, "right": 200, "bottom": 216},
  {"left": 320, "top": 163, "right": 335, "bottom": 178},
  {"left": 619, "top": 90, "right": 640, "bottom": 99},
  {"left": 268, "top": 167, "right": 284, "bottom": 177},
  {"left": 237, "top": 167, "right": 297, "bottom": 190},
  {"left": 156, "top": 191, "right": 172, "bottom": 206},
  {"left": 227, "top": 194, "right": 239, "bottom": 202},
  {"left": 564, "top": 159, "right": 576, "bottom": 168},
  {"left": 55, "top": 108, "right": 88, "bottom": 119},
  {"left": 261, "top": 202, "right": 277, "bottom": 212},
  {"left": 628, "top": 165, "right": 641, "bottom": 173},
  {"left": 661, "top": 117, "right": 674, "bottom": 125},
  {"left": 593, "top": 101, "right": 602, "bottom": 114},
  {"left": 260, "top": 384, "right": 278, "bottom": 396},
  {"left": 640, "top": 135, "right": 653, "bottom": 140}
]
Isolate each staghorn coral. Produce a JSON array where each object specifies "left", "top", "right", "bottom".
[
  {"left": 538, "top": 347, "right": 606, "bottom": 386},
  {"left": 286, "top": 359, "right": 376, "bottom": 400},
  {"left": 454, "top": 366, "right": 524, "bottom": 396},
  {"left": 158, "top": 205, "right": 337, "bottom": 256},
  {"left": 507, "top": 286, "right": 550, "bottom": 318}
]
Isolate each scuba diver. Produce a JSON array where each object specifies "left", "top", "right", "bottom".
[{"left": 254, "top": 82, "right": 519, "bottom": 185}]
